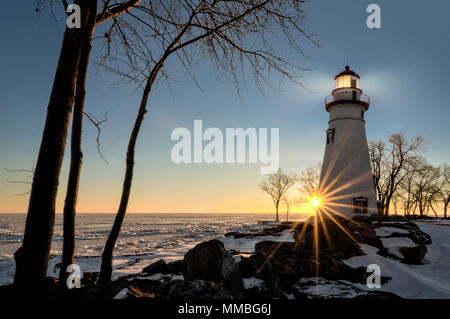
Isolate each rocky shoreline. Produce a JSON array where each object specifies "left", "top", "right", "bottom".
[{"left": 0, "top": 215, "right": 435, "bottom": 300}]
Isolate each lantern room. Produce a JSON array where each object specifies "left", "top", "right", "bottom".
[
  {"left": 335, "top": 65, "right": 360, "bottom": 89},
  {"left": 325, "top": 65, "right": 370, "bottom": 111}
]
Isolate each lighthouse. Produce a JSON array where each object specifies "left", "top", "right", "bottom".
[{"left": 319, "top": 66, "right": 377, "bottom": 217}]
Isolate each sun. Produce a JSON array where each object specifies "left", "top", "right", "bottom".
[{"left": 312, "top": 198, "right": 320, "bottom": 208}]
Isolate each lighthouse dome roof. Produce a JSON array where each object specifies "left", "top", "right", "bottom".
[{"left": 334, "top": 65, "right": 360, "bottom": 80}]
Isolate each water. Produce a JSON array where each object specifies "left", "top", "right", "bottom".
[{"left": 0, "top": 213, "right": 308, "bottom": 284}]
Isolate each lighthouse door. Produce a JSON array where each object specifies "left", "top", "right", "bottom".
[
  {"left": 353, "top": 197, "right": 368, "bottom": 214},
  {"left": 352, "top": 91, "right": 357, "bottom": 101}
]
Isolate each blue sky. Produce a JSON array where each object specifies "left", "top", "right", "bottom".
[{"left": 0, "top": 0, "right": 449, "bottom": 213}]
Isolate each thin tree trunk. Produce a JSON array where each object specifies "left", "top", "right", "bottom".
[
  {"left": 59, "top": 1, "right": 97, "bottom": 287},
  {"left": 13, "top": 0, "right": 90, "bottom": 287},
  {"left": 384, "top": 200, "right": 390, "bottom": 216},
  {"left": 275, "top": 203, "right": 279, "bottom": 222},
  {"left": 444, "top": 203, "right": 448, "bottom": 219},
  {"left": 99, "top": 61, "right": 165, "bottom": 284}
]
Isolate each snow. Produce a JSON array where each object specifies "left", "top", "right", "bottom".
[
  {"left": 113, "top": 288, "right": 130, "bottom": 299},
  {"left": 219, "top": 229, "right": 294, "bottom": 254},
  {"left": 243, "top": 277, "right": 264, "bottom": 289},
  {"left": 375, "top": 227, "right": 410, "bottom": 237},
  {"left": 380, "top": 237, "right": 416, "bottom": 259},
  {"left": 295, "top": 278, "right": 368, "bottom": 298},
  {"left": 416, "top": 219, "right": 450, "bottom": 226},
  {"left": 284, "top": 293, "right": 295, "bottom": 299},
  {"left": 343, "top": 223, "right": 450, "bottom": 299}
]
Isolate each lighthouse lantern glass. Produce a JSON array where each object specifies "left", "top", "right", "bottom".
[{"left": 336, "top": 75, "right": 359, "bottom": 89}]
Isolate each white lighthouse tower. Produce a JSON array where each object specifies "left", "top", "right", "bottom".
[{"left": 319, "top": 66, "right": 377, "bottom": 217}]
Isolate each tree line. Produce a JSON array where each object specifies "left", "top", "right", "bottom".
[
  {"left": 369, "top": 133, "right": 449, "bottom": 218},
  {"left": 13, "top": 0, "right": 316, "bottom": 290}
]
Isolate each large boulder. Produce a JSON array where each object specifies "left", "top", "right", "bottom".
[
  {"left": 166, "top": 260, "right": 184, "bottom": 274},
  {"left": 399, "top": 245, "right": 427, "bottom": 264},
  {"left": 143, "top": 259, "right": 184, "bottom": 276},
  {"left": 372, "top": 221, "right": 430, "bottom": 264},
  {"left": 248, "top": 241, "right": 370, "bottom": 287},
  {"left": 182, "top": 239, "right": 243, "bottom": 292},
  {"left": 373, "top": 222, "right": 432, "bottom": 246},
  {"left": 142, "top": 259, "right": 167, "bottom": 275},
  {"left": 293, "top": 216, "right": 364, "bottom": 260}
]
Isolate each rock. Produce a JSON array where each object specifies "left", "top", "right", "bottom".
[
  {"left": 352, "top": 223, "right": 383, "bottom": 249},
  {"left": 293, "top": 216, "right": 363, "bottom": 260},
  {"left": 143, "top": 259, "right": 168, "bottom": 275},
  {"left": 142, "top": 259, "right": 184, "bottom": 275},
  {"left": 372, "top": 221, "right": 429, "bottom": 264},
  {"left": 243, "top": 279, "right": 285, "bottom": 299},
  {"left": 249, "top": 251, "right": 284, "bottom": 298},
  {"left": 166, "top": 260, "right": 183, "bottom": 274},
  {"left": 352, "top": 214, "right": 381, "bottom": 225},
  {"left": 183, "top": 239, "right": 243, "bottom": 292},
  {"left": 373, "top": 222, "right": 432, "bottom": 246},
  {"left": 254, "top": 241, "right": 301, "bottom": 284},
  {"left": 81, "top": 272, "right": 98, "bottom": 286},
  {"left": 126, "top": 278, "right": 163, "bottom": 294},
  {"left": 237, "top": 256, "right": 257, "bottom": 278},
  {"left": 291, "top": 277, "right": 401, "bottom": 299},
  {"left": 225, "top": 222, "right": 295, "bottom": 238},
  {"left": 251, "top": 241, "right": 369, "bottom": 287},
  {"left": 127, "top": 285, "right": 155, "bottom": 299},
  {"left": 156, "top": 279, "right": 233, "bottom": 299},
  {"left": 399, "top": 245, "right": 427, "bottom": 264}
]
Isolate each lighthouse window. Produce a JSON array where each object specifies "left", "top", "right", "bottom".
[
  {"left": 353, "top": 197, "right": 368, "bottom": 214},
  {"left": 351, "top": 78, "right": 357, "bottom": 88},
  {"left": 326, "top": 129, "right": 335, "bottom": 144}
]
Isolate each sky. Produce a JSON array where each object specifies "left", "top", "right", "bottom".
[{"left": 0, "top": 0, "right": 449, "bottom": 214}]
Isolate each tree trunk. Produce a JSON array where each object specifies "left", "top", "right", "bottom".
[
  {"left": 444, "top": 203, "right": 448, "bottom": 219},
  {"left": 13, "top": 0, "right": 90, "bottom": 287},
  {"left": 59, "top": 1, "right": 97, "bottom": 287},
  {"left": 384, "top": 200, "right": 390, "bottom": 216},
  {"left": 99, "top": 61, "right": 164, "bottom": 284},
  {"left": 275, "top": 203, "right": 279, "bottom": 222}
]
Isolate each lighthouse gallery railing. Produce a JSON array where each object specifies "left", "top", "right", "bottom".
[{"left": 325, "top": 93, "right": 370, "bottom": 108}]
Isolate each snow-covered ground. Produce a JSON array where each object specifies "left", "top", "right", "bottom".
[{"left": 341, "top": 222, "right": 450, "bottom": 298}]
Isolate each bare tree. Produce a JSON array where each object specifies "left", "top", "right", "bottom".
[
  {"left": 15, "top": 0, "right": 142, "bottom": 288},
  {"left": 436, "top": 164, "right": 450, "bottom": 219},
  {"left": 410, "top": 163, "right": 440, "bottom": 217},
  {"left": 369, "top": 133, "right": 425, "bottom": 216},
  {"left": 282, "top": 196, "right": 293, "bottom": 222},
  {"left": 260, "top": 169, "right": 297, "bottom": 222},
  {"left": 98, "top": 0, "right": 316, "bottom": 283},
  {"left": 297, "top": 163, "right": 321, "bottom": 204},
  {"left": 369, "top": 139, "right": 385, "bottom": 210},
  {"left": 59, "top": 0, "right": 98, "bottom": 288},
  {"left": 398, "top": 164, "right": 419, "bottom": 216}
]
